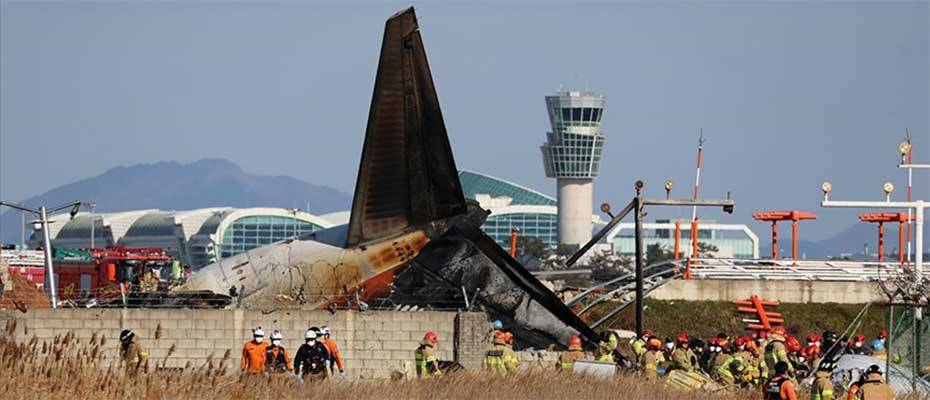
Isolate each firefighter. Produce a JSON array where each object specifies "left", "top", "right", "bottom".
[
  {"left": 294, "top": 328, "right": 331, "bottom": 382},
  {"left": 711, "top": 337, "right": 731, "bottom": 373},
  {"left": 265, "top": 330, "right": 293, "bottom": 376},
  {"left": 849, "top": 365, "right": 896, "bottom": 400},
  {"left": 734, "top": 336, "right": 761, "bottom": 384},
  {"left": 502, "top": 332, "right": 519, "bottom": 372},
  {"left": 119, "top": 329, "right": 148, "bottom": 375},
  {"left": 690, "top": 338, "right": 708, "bottom": 374},
  {"left": 670, "top": 332, "right": 696, "bottom": 372},
  {"left": 848, "top": 334, "right": 870, "bottom": 355},
  {"left": 557, "top": 335, "right": 585, "bottom": 372},
  {"left": 491, "top": 320, "right": 503, "bottom": 338},
  {"left": 320, "top": 325, "right": 346, "bottom": 378},
  {"left": 241, "top": 326, "right": 268, "bottom": 375},
  {"left": 763, "top": 361, "right": 798, "bottom": 400},
  {"left": 483, "top": 331, "right": 509, "bottom": 375},
  {"left": 744, "top": 335, "right": 767, "bottom": 383},
  {"left": 630, "top": 328, "right": 653, "bottom": 363},
  {"left": 714, "top": 352, "right": 745, "bottom": 386},
  {"left": 820, "top": 330, "right": 843, "bottom": 364},
  {"left": 802, "top": 334, "right": 823, "bottom": 370},
  {"left": 810, "top": 361, "right": 835, "bottom": 400},
  {"left": 415, "top": 331, "right": 441, "bottom": 378},
  {"left": 765, "top": 326, "right": 794, "bottom": 377},
  {"left": 641, "top": 338, "right": 664, "bottom": 381},
  {"left": 705, "top": 338, "right": 722, "bottom": 373},
  {"left": 786, "top": 336, "right": 809, "bottom": 377},
  {"left": 597, "top": 331, "right": 619, "bottom": 362}
]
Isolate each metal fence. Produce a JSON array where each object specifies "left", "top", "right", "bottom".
[{"left": 887, "top": 305, "right": 930, "bottom": 393}]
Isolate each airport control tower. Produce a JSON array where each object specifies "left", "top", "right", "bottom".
[{"left": 540, "top": 90, "right": 606, "bottom": 249}]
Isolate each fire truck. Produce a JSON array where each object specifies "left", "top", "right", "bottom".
[{"left": 6, "top": 246, "right": 172, "bottom": 302}]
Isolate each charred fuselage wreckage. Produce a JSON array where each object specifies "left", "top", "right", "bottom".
[{"left": 179, "top": 7, "right": 596, "bottom": 346}]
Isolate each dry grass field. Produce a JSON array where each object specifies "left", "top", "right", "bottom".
[{"left": 0, "top": 320, "right": 925, "bottom": 400}]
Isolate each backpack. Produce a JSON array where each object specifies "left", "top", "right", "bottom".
[
  {"left": 266, "top": 347, "right": 288, "bottom": 373},
  {"left": 306, "top": 343, "right": 330, "bottom": 374}
]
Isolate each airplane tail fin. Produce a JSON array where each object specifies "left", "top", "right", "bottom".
[{"left": 346, "top": 7, "right": 466, "bottom": 247}]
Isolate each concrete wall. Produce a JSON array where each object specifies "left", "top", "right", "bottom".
[
  {"left": 0, "top": 309, "right": 491, "bottom": 379},
  {"left": 650, "top": 279, "right": 884, "bottom": 304}
]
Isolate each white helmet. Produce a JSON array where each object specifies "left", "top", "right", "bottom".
[
  {"left": 252, "top": 326, "right": 265, "bottom": 343},
  {"left": 305, "top": 329, "right": 317, "bottom": 341},
  {"left": 321, "top": 325, "right": 331, "bottom": 336},
  {"left": 271, "top": 330, "right": 283, "bottom": 341}
]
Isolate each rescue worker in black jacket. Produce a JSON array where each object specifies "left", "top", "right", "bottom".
[{"left": 294, "top": 327, "right": 332, "bottom": 382}]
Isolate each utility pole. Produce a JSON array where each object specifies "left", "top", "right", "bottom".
[
  {"left": 88, "top": 203, "right": 96, "bottom": 249},
  {"left": 633, "top": 185, "right": 645, "bottom": 336},
  {"left": 0, "top": 200, "right": 89, "bottom": 309}
]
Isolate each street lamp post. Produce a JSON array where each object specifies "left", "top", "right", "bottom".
[{"left": 0, "top": 200, "right": 87, "bottom": 309}]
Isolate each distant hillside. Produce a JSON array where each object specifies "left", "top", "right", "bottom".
[
  {"left": 762, "top": 222, "right": 929, "bottom": 260},
  {"left": 0, "top": 159, "right": 351, "bottom": 243}
]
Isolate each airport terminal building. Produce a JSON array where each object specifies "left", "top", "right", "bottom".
[
  {"left": 27, "top": 173, "right": 760, "bottom": 267},
  {"left": 460, "top": 170, "right": 562, "bottom": 248},
  {"left": 30, "top": 207, "right": 335, "bottom": 268}
]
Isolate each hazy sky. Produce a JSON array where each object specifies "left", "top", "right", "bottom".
[{"left": 1, "top": 1, "right": 928, "bottom": 240}]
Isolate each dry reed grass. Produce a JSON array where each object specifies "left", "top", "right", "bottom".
[{"left": 0, "top": 321, "right": 925, "bottom": 400}]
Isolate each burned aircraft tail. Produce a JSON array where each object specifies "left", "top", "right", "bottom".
[
  {"left": 344, "top": 7, "right": 596, "bottom": 346},
  {"left": 346, "top": 7, "right": 467, "bottom": 247}
]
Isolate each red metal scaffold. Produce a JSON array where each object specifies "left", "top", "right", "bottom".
[
  {"left": 734, "top": 295, "right": 784, "bottom": 333},
  {"left": 752, "top": 211, "right": 817, "bottom": 261},
  {"left": 858, "top": 212, "right": 912, "bottom": 265}
]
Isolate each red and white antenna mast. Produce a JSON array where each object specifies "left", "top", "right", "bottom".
[
  {"left": 691, "top": 130, "right": 706, "bottom": 257},
  {"left": 904, "top": 129, "right": 914, "bottom": 264}
]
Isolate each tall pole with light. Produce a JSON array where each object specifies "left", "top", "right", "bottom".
[
  {"left": 0, "top": 200, "right": 87, "bottom": 309},
  {"left": 899, "top": 139, "right": 918, "bottom": 265}
]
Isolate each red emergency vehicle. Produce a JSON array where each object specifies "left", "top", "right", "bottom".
[{"left": 8, "top": 246, "right": 172, "bottom": 302}]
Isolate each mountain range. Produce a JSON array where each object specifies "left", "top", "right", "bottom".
[{"left": 0, "top": 158, "right": 352, "bottom": 244}]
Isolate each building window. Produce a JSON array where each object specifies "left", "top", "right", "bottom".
[{"left": 219, "top": 215, "right": 323, "bottom": 258}]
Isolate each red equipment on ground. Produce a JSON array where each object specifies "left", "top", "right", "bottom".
[{"left": 734, "top": 294, "right": 784, "bottom": 333}]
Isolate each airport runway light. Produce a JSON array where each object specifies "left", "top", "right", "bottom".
[
  {"left": 664, "top": 179, "right": 675, "bottom": 199},
  {"left": 899, "top": 140, "right": 912, "bottom": 163},
  {"left": 821, "top": 181, "right": 832, "bottom": 201},
  {"left": 883, "top": 181, "right": 895, "bottom": 201},
  {"left": 600, "top": 203, "right": 614, "bottom": 219}
]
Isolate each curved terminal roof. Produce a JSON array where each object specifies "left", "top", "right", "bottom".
[
  {"left": 458, "top": 170, "right": 556, "bottom": 206},
  {"left": 124, "top": 212, "right": 177, "bottom": 237}
]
